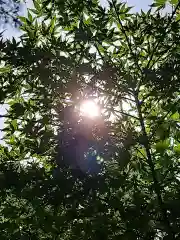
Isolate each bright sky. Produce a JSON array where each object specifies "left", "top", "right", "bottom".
[{"left": 101, "top": 0, "right": 154, "bottom": 10}]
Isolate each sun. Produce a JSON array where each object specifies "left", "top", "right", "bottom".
[{"left": 80, "top": 100, "right": 100, "bottom": 118}]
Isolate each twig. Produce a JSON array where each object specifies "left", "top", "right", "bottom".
[
  {"left": 146, "top": 0, "right": 180, "bottom": 70},
  {"left": 111, "top": 0, "right": 143, "bottom": 77},
  {"left": 133, "top": 145, "right": 147, "bottom": 161},
  {"left": 0, "top": 114, "right": 8, "bottom": 118},
  {"left": 120, "top": 96, "right": 135, "bottom": 103},
  {"left": 136, "top": 1, "right": 180, "bottom": 92},
  {"left": 149, "top": 98, "right": 180, "bottom": 141},
  {"left": 134, "top": 93, "right": 175, "bottom": 238},
  {"left": 111, "top": 108, "right": 139, "bottom": 120}
]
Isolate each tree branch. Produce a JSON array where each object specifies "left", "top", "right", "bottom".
[
  {"left": 146, "top": 0, "right": 180, "bottom": 70},
  {"left": 134, "top": 92, "right": 175, "bottom": 238},
  {"left": 111, "top": 109, "right": 139, "bottom": 120},
  {"left": 149, "top": 98, "right": 180, "bottom": 141},
  {"left": 111, "top": 0, "right": 143, "bottom": 77},
  {"left": 0, "top": 114, "right": 8, "bottom": 118},
  {"left": 133, "top": 145, "right": 147, "bottom": 161}
]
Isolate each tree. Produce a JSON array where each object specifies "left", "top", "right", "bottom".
[
  {"left": 0, "top": 0, "right": 22, "bottom": 27},
  {"left": 1, "top": 0, "right": 180, "bottom": 239}
]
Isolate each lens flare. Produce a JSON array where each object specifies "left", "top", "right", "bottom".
[{"left": 80, "top": 100, "right": 100, "bottom": 118}]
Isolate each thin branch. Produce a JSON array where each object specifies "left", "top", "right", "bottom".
[
  {"left": 134, "top": 93, "right": 175, "bottom": 238},
  {"left": 150, "top": 32, "right": 180, "bottom": 70},
  {"left": 149, "top": 98, "right": 180, "bottom": 141},
  {"left": 0, "top": 114, "right": 8, "bottom": 118},
  {"left": 111, "top": 0, "right": 143, "bottom": 76},
  {"left": 120, "top": 96, "right": 136, "bottom": 103},
  {"left": 145, "top": 88, "right": 172, "bottom": 118},
  {"left": 88, "top": 78, "right": 133, "bottom": 98},
  {"left": 146, "top": 0, "right": 180, "bottom": 70},
  {"left": 94, "top": 42, "right": 105, "bottom": 60},
  {"left": 133, "top": 145, "right": 147, "bottom": 161},
  {"left": 111, "top": 109, "right": 139, "bottom": 120},
  {"left": 136, "top": 1, "right": 180, "bottom": 92}
]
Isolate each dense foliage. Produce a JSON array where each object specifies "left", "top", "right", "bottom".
[{"left": 0, "top": 0, "right": 180, "bottom": 239}]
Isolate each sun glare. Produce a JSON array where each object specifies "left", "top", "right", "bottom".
[{"left": 80, "top": 100, "right": 100, "bottom": 118}]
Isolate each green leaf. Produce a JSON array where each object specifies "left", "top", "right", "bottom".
[
  {"left": 136, "top": 148, "right": 146, "bottom": 159},
  {"left": 11, "top": 119, "right": 18, "bottom": 131},
  {"left": 29, "top": 8, "right": 38, "bottom": 15},
  {"left": 155, "top": 0, "right": 167, "bottom": 5},
  {"left": 50, "top": 16, "right": 56, "bottom": 33},
  {"left": 11, "top": 103, "right": 25, "bottom": 117},
  {"left": 0, "top": 66, "right": 11, "bottom": 74},
  {"left": 174, "top": 144, "right": 180, "bottom": 154},
  {"left": 171, "top": 112, "right": 179, "bottom": 121},
  {"left": 156, "top": 140, "right": 170, "bottom": 152},
  {"left": 176, "top": 13, "right": 180, "bottom": 21},
  {"left": 28, "top": 11, "right": 33, "bottom": 22},
  {"left": 9, "top": 135, "right": 16, "bottom": 145},
  {"left": 1, "top": 1, "right": 180, "bottom": 238},
  {"left": 169, "top": 0, "right": 178, "bottom": 5},
  {"left": 18, "top": 16, "right": 27, "bottom": 23},
  {"left": 34, "top": 0, "right": 41, "bottom": 11}
]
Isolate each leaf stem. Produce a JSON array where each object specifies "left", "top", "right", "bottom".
[
  {"left": 111, "top": 0, "right": 143, "bottom": 77},
  {"left": 112, "top": 109, "right": 139, "bottom": 120},
  {"left": 134, "top": 93, "right": 175, "bottom": 238},
  {"left": 146, "top": 0, "right": 180, "bottom": 70},
  {"left": 0, "top": 114, "right": 8, "bottom": 118}
]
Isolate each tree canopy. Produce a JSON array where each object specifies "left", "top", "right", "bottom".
[{"left": 1, "top": 0, "right": 180, "bottom": 239}]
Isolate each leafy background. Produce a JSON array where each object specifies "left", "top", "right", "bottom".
[{"left": 0, "top": 0, "right": 180, "bottom": 239}]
